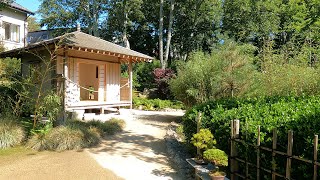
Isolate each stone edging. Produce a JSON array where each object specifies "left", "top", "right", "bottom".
[{"left": 165, "top": 122, "right": 194, "bottom": 180}]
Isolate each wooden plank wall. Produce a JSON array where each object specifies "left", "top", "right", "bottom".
[
  {"left": 65, "top": 57, "right": 80, "bottom": 105},
  {"left": 106, "top": 63, "right": 120, "bottom": 102},
  {"left": 120, "top": 78, "right": 130, "bottom": 101},
  {"left": 98, "top": 65, "right": 105, "bottom": 101}
]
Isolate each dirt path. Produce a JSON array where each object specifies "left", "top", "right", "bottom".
[
  {"left": 87, "top": 109, "right": 185, "bottom": 180},
  {"left": 0, "top": 149, "right": 123, "bottom": 180}
]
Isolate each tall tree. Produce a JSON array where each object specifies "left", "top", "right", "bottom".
[
  {"left": 159, "top": 0, "right": 164, "bottom": 68},
  {"left": 123, "top": 0, "right": 130, "bottom": 48},
  {"left": 103, "top": 0, "right": 144, "bottom": 48},
  {"left": 27, "top": 17, "right": 41, "bottom": 32},
  {"left": 38, "top": 0, "right": 106, "bottom": 36},
  {"left": 164, "top": 0, "right": 175, "bottom": 65}
]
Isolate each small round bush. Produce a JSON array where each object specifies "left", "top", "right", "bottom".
[
  {"left": 45, "top": 126, "right": 84, "bottom": 151},
  {"left": 86, "top": 118, "right": 126, "bottom": 135},
  {"left": 104, "top": 118, "right": 126, "bottom": 135},
  {"left": 203, "top": 149, "right": 228, "bottom": 167},
  {"left": 0, "top": 120, "right": 25, "bottom": 149}
]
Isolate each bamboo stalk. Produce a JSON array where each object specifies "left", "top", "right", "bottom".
[
  {"left": 314, "top": 135, "right": 318, "bottom": 180},
  {"left": 245, "top": 122, "right": 249, "bottom": 179},
  {"left": 272, "top": 128, "right": 278, "bottom": 180},
  {"left": 257, "top": 126, "right": 261, "bottom": 180},
  {"left": 286, "top": 130, "right": 293, "bottom": 179},
  {"left": 196, "top": 112, "right": 202, "bottom": 157},
  {"left": 231, "top": 120, "right": 239, "bottom": 180}
]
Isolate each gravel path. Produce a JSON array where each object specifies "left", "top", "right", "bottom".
[
  {"left": 0, "top": 150, "right": 123, "bottom": 180},
  {"left": 87, "top": 109, "right": 185, "bottom": 180}
]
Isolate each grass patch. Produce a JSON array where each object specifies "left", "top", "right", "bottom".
[
  {"left": 27, "top": 118, "right": 126, "bottom": 151},
  {"left": 0, "top": 146, "right": 33, "bottom": 156},
  {"left": 0, "top": 118, "right": 25, "bottom": 149}
]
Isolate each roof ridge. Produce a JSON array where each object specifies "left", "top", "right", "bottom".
[{"left": 70, "top": 31, "right": 150, "bottom": 58}]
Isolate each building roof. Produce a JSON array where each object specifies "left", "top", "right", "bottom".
[
  {"left": 1, "top": 31, "right": 154, "bottom": 61},
  {"left": 8, "top": 2, "right": 34, "bottom": 15}
]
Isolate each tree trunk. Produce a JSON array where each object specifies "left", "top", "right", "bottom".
[
  {"left": 123, "top": 0, "right": 130, "bottom": 49},
  {"left": 87, "top": 1, "right": 93, "bottom": 35},
  {"left": 92, "top": 0, "right": 99, "bottom": 37},
  {"left": 164, "top": 0, "right": 175, "bottom": 66},
  {"left": 159, "top": 0, "right": 164, "bottom": 69}
]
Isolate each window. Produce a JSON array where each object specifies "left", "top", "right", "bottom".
[
  {"left": 3, "top": 22, "right": 20, "bottom": 42},
  {"left": 96, "top": 66, "right": 99, "bottom": 78}
]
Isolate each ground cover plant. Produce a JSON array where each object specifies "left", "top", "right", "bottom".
[
  {"left": 0, "top": 118, "right": 25, "bottom": 149},
  {"left": 27, "top": 118, "right": 126, "bottom": 151},
  {"left": 183, "top": 95, "right": 320, "bottom": 179},
  {"left": 133, "top": 97, "right": 184, "bottom": 111}
]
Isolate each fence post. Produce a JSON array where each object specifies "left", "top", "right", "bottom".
[
  {"left": 245, "top": 122, "right": 249, "bottom": 179},
  {"left": 196, "top": 112, "right": 202, "bottom": 157},
  {"left": 314, "top": 135, "right": 318, "bottom": 180},
  {"left": 272, "top": 128, "right": 277, "bottom": 180},
  {"left": 257, "top": 126, "right": 261, "bottom": 180},
  {"left": 231, "top": 120, "right": 240, "bottom": 180},
  {"left": 286, "top": 130, "right": 293, "bottom": 179}
]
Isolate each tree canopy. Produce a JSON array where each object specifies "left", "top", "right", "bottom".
[{"left": 36, "top": 0, "right": 319, "bottom": 68}]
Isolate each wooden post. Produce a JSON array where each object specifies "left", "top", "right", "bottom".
[
  {"left": 196, "top": 112, "right": 202, "bottom": 157},
  {"left": 62, "top": 48, "right": 68, "bottom": 124},
  {"left": 231, "top": 120, "right": 239, "bottom": 180},
  {"left": 245, "top": 122, "right": 249, "bottom": 179},
  {"left": 314, "top": 135, "right": 318, "bottom": 180},
  {"left": 286, "top": 130, "right": 293, "bottom": 179},
  {"left": 100, "top": 107, "right": 104, "bottom": 115},
  {"left": 272, "top": 128, "right": 277, "bottom": 180},
  {"left": 128, "top": 60, "right": 133, "bottom": 109},
  {"left": 257, "top": 126, "right": 261, "bottom": 180}
]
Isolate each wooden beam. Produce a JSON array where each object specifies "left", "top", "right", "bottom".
[{"left": 128, "top": 59, "right": 133, "bottom": 109}]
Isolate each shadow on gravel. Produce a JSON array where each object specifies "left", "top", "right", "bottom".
[
  {"left": 89, "top": 131, "right": 168, "bottom": 164},
  {"left": 87, "top": 111, "right": 185, "bottom": 179}
]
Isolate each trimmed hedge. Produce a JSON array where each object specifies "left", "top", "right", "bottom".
[
  {"left": 133, "top": 97, "right": 184, "bottom": 111},
  {"left": 183, "top": 96, "right": 320, "bottom": 179}
]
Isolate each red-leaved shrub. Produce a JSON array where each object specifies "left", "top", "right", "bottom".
[{"left": 153, "top": 68, "right": 175, "bottom": 99}]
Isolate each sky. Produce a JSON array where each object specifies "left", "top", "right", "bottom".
[{"left": 15, "top": 0, "right": 41, "bottom": 19}]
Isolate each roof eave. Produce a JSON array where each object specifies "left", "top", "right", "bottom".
[{"left": 8, "top": 5, "right": 35, "bottom": 15}]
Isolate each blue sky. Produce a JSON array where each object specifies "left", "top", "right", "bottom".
[{"left": 15, "top": 0, "right": 41, "bottom": 19}]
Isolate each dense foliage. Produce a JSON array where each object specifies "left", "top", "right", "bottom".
[
  {"left": 171, "top": 41, "right": 320, "bottom": 106},
  {"left": 131, "top": 60, "right": 161, "bottom": 92},
  {"left": 133, "top": 97, "right": 184, "bottom": 111},
  {"left": 170, "top": 42, "right": 256, "bottom": 106},
  {"left": 183, "top": 95, "right": 320, "bottom": 179}
]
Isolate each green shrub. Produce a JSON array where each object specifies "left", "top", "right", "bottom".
[
  {"left": 183, "top": 95, "right": 320, "bottom": 179},
  {"left": 0, "top": 119, "right": 25, "bottom": 149},
  {"left": 132, "top": 60, "right": 161, "bottom": 91},
  {"left": 170, "top": 42, "right": 256, "bottom": 107},
  {"left": 133, "top": 97, "right": 184, "bottom": 110}
]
